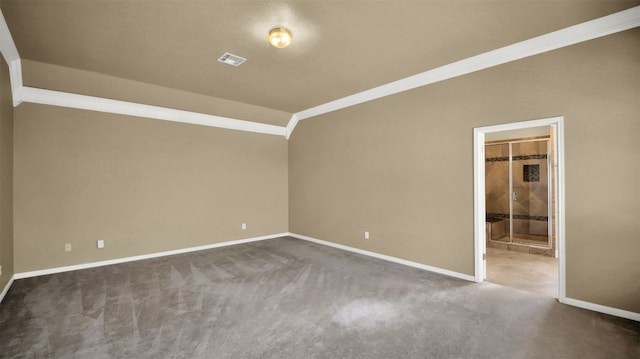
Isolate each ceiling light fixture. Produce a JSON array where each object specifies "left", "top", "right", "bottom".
[{"left": 268, "top": 27, "right": 292, "bottom": 48}]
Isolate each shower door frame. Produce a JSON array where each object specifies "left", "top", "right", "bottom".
[
  {"left": 485, "top": 138, "right": 552, "bottom": 248},
  {"left": 473, "top": 116, "right": 565, "bottom": 301}
]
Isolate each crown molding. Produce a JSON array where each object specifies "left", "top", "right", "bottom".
[
  {"left": 286, "top": 6, "right": 640, "bottom": 137},
  {"left": 0, "top": 9, "right": 23, "bottom": 106},
  {"left": 21, "top": 87, "right": 287, "bottom": 136},
  {"left": 8, "top": 60, "right": 22, "bottom": 105},
  {"left": 1, "top": 9, "right": 287, "bottom": 136},
  {"left": 2, "top": 6, "right": 639, "bottom": 137},
  {"left": 285, "top": 114, "right": 299, "bottom": 140}
]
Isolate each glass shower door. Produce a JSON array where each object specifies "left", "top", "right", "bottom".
[{"left": 485, "top": 139, "right": 551, "bottom": 248}]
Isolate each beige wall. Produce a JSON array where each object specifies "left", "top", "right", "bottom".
[
  {"left": 289, "top": 29, "right": 640, "bottom": 312},
  {"left": 14, "top": 104, "right": 288, "bottom": 272},
  {"left": 0, "top": 58, "right": 14, "bottom": 292}
]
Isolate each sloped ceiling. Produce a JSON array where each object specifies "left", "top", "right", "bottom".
[{"left": 1, "top": 0, "right": 638, "bottom": 128}]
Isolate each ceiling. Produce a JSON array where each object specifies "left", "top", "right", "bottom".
[{"left": 1, "top": 1, "right": 638, "bottom": 118}]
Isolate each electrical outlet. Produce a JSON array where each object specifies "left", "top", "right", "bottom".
[
  {"left": 65, "top": 243, "right": 72, "bottom": 252},
  {"left": 0, "top": 265, "right": 2, "bottom": 276},
  {"left": 242, "top": 223, "right": 247, "bottom": 230},
  {"left": 364, "top": 231, "right": 370, "bottom": 240},
  {"left": 97, "top": 240, "right": 104, "bottom": 249}
]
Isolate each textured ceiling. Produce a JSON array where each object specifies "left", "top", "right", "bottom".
[{"left": 1, "top": 0, "right": 637, "bottom": 115}]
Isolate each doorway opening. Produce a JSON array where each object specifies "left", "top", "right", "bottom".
[{"left": 474, "top": 117, "right": 565, "bottom": 300}]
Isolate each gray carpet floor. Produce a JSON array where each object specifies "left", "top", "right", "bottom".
[{"left": 0, "top": 236, "right": 638, "bottom": 358}]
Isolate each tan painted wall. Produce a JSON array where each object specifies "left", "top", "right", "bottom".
[
  {"left": 21, "top": 60, "right": 292, "bottom": 127},
  {"left": 14, "top": 104, "right": 288, "bottom": 272},
  {"left": 289, "top": 29, "right": 640, "bottom": 312},
  {"left": 0, "top": 58, "right": 14, "bottom": 292}
]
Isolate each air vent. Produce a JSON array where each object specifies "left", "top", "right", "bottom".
[{"left": 217, "top": 53, "right": 247, "bottom": 67}]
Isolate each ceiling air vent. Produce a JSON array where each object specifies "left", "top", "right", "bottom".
[{"left": 217, "top": 53, "right": 247, "bottom": 67}]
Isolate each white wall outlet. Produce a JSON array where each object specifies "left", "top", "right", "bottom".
[
  {"left": 242, "top": 223, "right": 247, "bottom": 230},
  {"left": 97, "top": 240, "right": 105, "bottom": 249},
  {"left": 0, "top": 265, "right": 2, "bottom": 276},
  {"left": 364, "top": 231, "right": 370, "bottom": 240},
  {"left": 65, "top": 243, "right": 72, "bottom": 252}
]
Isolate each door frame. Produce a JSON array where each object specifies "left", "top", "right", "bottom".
[{"left": 473, "top": 116, "right": 565, "bottom": 301}]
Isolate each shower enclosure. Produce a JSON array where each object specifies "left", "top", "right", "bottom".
[{"left": 485, "top": 139, "right": 552, "bottom": 249}]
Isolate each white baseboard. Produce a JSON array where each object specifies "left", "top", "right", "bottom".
[
  {"left": 0, "top": 274, "right": 15, "bottom": 304},
  {"left": 287, "top": 232, "right": 477, "bottom": 282},
  {"left": 7, "top": 232, "right": 639, "bottom": 322},
  {"left": 560, "top": 297, "right": 640, "bottom": 322},
  {"left": 289, "top": 233, "right": 639, "bottom": 322},
  {"left": 14, "top": 233, "right": 288, "bottom": 280}
]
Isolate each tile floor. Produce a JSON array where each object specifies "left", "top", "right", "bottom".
[{"left": 486, "top": 246, "right": 558, "bottom": 297}]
